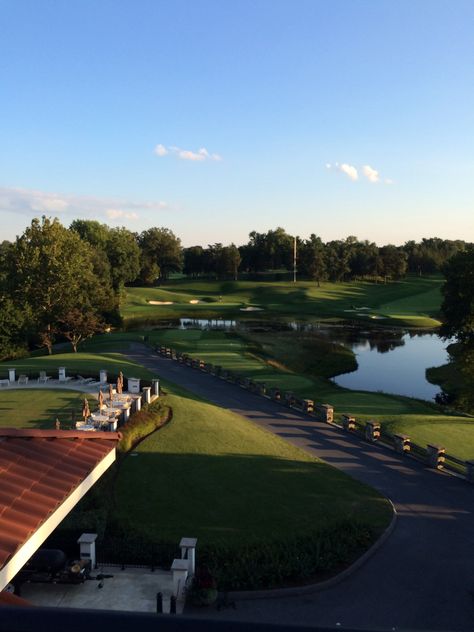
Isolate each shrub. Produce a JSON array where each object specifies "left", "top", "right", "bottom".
[
  {"left": 100, "top": 519, "right": 375, "bottom": 589},
  {"left": 118, "top": 399, "right": 170, "bottom": 453}
]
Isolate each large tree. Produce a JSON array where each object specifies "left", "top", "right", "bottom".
[
  {"left": 440, "top": 246, "right": 474, "bottom": 342},
  {"left": 299, "top": 234, "right": 327, "bottom": 286},
  {"left": 7, "top": 217, "right": 107, "bottom": 354},
  {"left": 138, "top": 227, "right": 183, "bottom": 283},
  {"left": 106, "top": 227, "right": 141, "bottom": 290}
]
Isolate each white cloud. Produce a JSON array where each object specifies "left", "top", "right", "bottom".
[
  {"left": 326, "top": 162, "right": 392, "bottom": 184},
  {"left": 362, "top": 165, "right": 379, "bottom": 183},
  {"left": 154, "top": 144, "right": 168, "bottom": 157},
  {"left": 155, "top": 144, "right": 222, "bottom": 162},
  {"left": 340, "top": 163, "right": 359, "bottom": 181},
  {"left": 0, "top": 186, "right": 168, "bottom": 223}
]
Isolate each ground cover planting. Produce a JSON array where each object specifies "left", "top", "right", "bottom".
[{"left": 122, "top": 275, "right": 443, "bottom": 327}]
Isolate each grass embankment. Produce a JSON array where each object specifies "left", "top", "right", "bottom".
[{"left": 123, "top": 275, "right": 443, "bottom": 327}]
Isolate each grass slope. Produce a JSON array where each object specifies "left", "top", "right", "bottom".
[
  {"left": 123, "top": 275, "right": 443, "bottom": 327},
  {"left": 112, "top": 390, "right": 391, "bottom": 545}
]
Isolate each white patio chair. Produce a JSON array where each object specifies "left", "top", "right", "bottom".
[{"left": 38, "top": 371, "right": 51, "bottom": 383}]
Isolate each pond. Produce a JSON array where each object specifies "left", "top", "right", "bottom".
[
  {"left": 331, "top": 329, "right": 450, "bottom": 401},
  {"left": 177, "top": 318, "right": 451, "bottom": 401}
]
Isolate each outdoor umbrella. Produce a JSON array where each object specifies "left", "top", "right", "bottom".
[
  {"left": 109, "top": 383, "right": 114, "bottom": 402},
  {"left": 98, "top": 388, "right": 104, "bottom": 410},
  {"left": 82, "top": 398, "right": 90, "bottom": 420},
  {"left": 117, "top": 371, "right": 123, "bottom": 394}
]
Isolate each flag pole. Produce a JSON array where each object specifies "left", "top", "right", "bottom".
[{"left": 293, "top": 237, "right": 297, "bottom": 283}]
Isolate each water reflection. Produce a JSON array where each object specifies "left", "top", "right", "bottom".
[
  {"left": 334, "top": 332, "right": 450, "bottom": 401},
  {"left": 173, "top": 318, "right": 449, "bottom": 401}
]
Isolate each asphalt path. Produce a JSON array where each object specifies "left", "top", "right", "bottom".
[{"left": 128, "top": 344, "right": 474, "bottom": 631}]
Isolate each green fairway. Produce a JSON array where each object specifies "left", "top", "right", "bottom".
[
  {"left": 0, "top": 389, "right": 96, "bottom": 429},
  {"left": 122, "top": 275, "right": 443, "bottom": 327},
  {"left": 111, "top": 390, "right": 392, "bottom": 545}
]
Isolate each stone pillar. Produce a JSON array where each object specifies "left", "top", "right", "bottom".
[
  {"left": 316, "top": 404, "right": 334, "bottom": 423},
  {"left": 100, "top": 369, "right": 108, "bottom": 384},
  {"left": 132, "top": 396, "right": 142, "bottom": 413},
  {"left": 121, "top": 404, "right": 131, "bottom": 424},
  {"left": 77, "top": 533, "right": 98, "bottom": 569},
  {"left": 284, "top": 392, "right": 295, "bottom": 407},
  {"left": 394, "top": 434, "right": 410, "bottom": 454},
  {"left": 303, "top": 399, "right": 314, "bottom": 413},
  {"left": 128, "top": 377, "right": 140, "bottom": 394},
  {"left": 8, "top": 369, "right": 15, "bottom": 383},
  {"left": 427, "top": 444, "right": 446, "bottom": 469},
  {"left": 180, "top": 537, "right": 197, "bottom": 575},
  {"left": 171, "top": 559, "right": 189, "bottom": 600},
  {"left": 58, "top": 367, "right": 66, "bottom": 381},
  {"left": 152, "top": 379, "right": 160, "bottom": 397},
  {"left": 466, "top": 461, "right": 474, "bottom": 484},
  {"left": 342, "top": 414, "right": 355, "bottom": 431},
  {"left": 365, "top": 420, "right": 381, "bottom": 442},
  {"left": 142, "top": 386, "right": 151, "bottom": 404}
]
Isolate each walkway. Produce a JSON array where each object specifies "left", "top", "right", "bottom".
[{"left": 127, "top": 344, "right": 474, "bottom": 631}]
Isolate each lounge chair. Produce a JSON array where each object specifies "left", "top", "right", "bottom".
[
  {"left": 38, "top": 371, "right": 51, "bottom": 383},
  {"left": 77, "top": 375, "right": 95, "bottom": 384},
  {"left": 18, "top": 375, "right": 28, "bottom": 385}
]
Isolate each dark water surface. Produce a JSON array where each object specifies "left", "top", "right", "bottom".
[
  {"left": 332, "top": 330, "right": 450, "bottom": 401},
  {"left": 176, "top": 318, "right": 449, "bottom": 401}
]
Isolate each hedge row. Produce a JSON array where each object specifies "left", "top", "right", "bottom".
[
  {"left": 99, "top": 520, "right": 376, "bottom": 590},
  {"left": 118, "top": 398, "right": 170, "bottom": 453}
]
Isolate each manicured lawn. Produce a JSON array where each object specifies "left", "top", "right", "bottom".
[
  {"left": 0, "top": 350, "right": 154, "bottom": 382},
  {"left": 0, "top": 389, "right": 96, "bottom": 429},
  {"left": 111, "top": 390, "right": 392, "bottom": 545},
  {"left": 122, "top": 275, "right": 444, "bottom": 327}
]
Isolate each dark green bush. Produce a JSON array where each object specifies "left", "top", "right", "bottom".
[
  {"left": 99, "top": 520, "right": 375, "bottom": 589},
  {"left": 118, "top": 399, "right": 170, "bottom": 453}
]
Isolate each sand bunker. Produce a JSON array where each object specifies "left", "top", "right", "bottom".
[
  {"left": 240, "top": 306, "right": 263, "bottom": 312},
  {"left": 189, "top": 300, "right": 200, "bottom": 304},
  {"left": 148, "top": 300, "right": 174, "bottom": 305}
]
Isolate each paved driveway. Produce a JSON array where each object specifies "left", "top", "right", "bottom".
[{"left": 127, "top": 345, "right": 474, "bottom": 631}]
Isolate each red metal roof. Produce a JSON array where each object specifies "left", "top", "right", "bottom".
[{"left": 0, "top": 429, "right": 120, "bottom": 573}]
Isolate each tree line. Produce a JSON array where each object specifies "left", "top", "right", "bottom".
[{"left": 0, "top": 217, "right": 470, "bottom": 360}]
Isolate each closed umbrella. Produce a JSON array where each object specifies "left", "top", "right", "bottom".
[
  {"left": 109, "top": 383, "right": 114, "bottom": 402},
  {"left": 82, "top": 398, "right": 90, "bottom": 421},
  {"left": 98, "top": 388, "right": 104, "bottom": 410},
  {"left": 117, "top": 371, "right": 123, "bottom": 395}
]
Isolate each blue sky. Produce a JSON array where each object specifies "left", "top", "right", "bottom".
[{"left": 1, "top": 0, "right": 473, "bottom": 246}]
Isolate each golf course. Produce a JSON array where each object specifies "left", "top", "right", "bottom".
[{"left": 123, "top": 275, "right": 443, "bottom": 328}]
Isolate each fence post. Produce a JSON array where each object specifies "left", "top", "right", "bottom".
[
  {"left": 427, "top": 444, "right": 446, "bottom": 469},
  {"left": 342, "top": 413, "right": 355, "bottom": 431},
  {"left": 365, "top": 420, "right": 381, "bottom": 442},
  {"left": 394, "top": 434, "right": 410, "bottom": 454}
]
